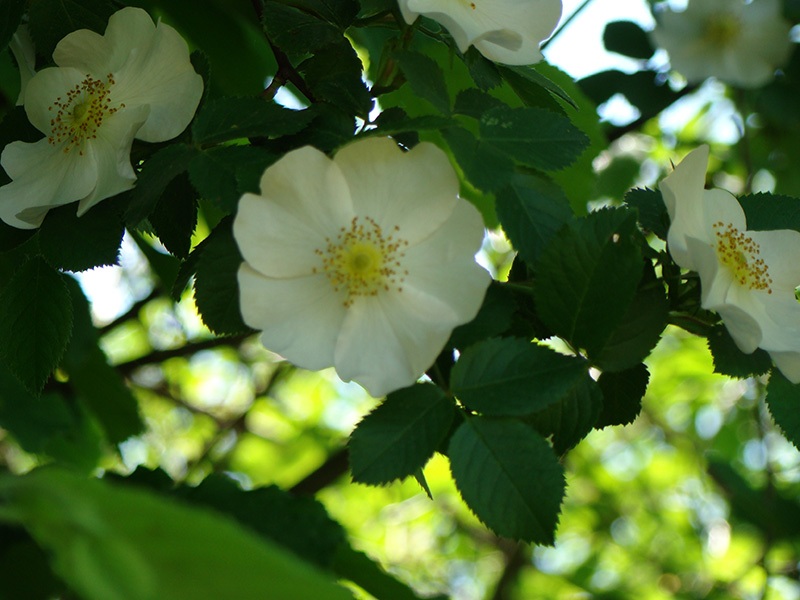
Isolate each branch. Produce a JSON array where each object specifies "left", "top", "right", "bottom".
[
  {"left": 99, "top": 289, "right": 160, "bottom": 334},
  {"left": 290, "top": 447, "right": 350, "bottom": 495},
  {"left": 488, "top": 541, "right": 528, "bottom": 600},
  {"left": 115, "top": 333, "right": 254, "bottom": 375}
]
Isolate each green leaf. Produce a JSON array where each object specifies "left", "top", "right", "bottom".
[
  {"left": 453, "top": 88, "right": 505, "bottom": 120},
  {"left": 479, "top": 105, "right": 589, "bottom": 171},
  {"left": 534, "top": 207, "right": 644, "bottom": 358},
  {"left": 124, "top": 143, "right": 199, "bottom": 227},
  {"left": 193, "top": 217, "right": 251, "bottom": 335},
  {"left": 738, "top": 192, "right": 800, "bottom": 232},
  {"left": 262, "top": 0, "right": 343, "bottom": 56},
  {"left": 603, "top": 21, "right": 655, "bottom": 60},
  {"left": 0, "top": 257, "right": 73, "bottom": 395},
  {"left": 282, "top": 0, "right": 360, "bottom": 29},
  {"left": 499, "top": 65, "right": 576, "bottom": 111},
  {"left": 527, "top": 374, "right": 603, "bottom": 455},
  {"left": 298, "top": 40, "right": 372, "bottom": 117},
  {"left": 0, "top": 527, "right": 65, "bottom": 600},
  {"left": 28, "top": 0, "right": 115, "bottom": 58},
  {"left": 358, "top": 111, "right": 453, "bottom": 142},
  {"left": 38, "top": 197, "right": 124, "bottom": 272},
  {"left": 449, "top": 282, "right": 517, "bottom": 350},
  {"left": 129, "top": 230, "right": 181, "bottom": 292},
  {"left": 394, "top": 50, "right": 451, "bottom": 115},
  {"left": 625, "top": 187, "right": 669, "bottom": 240},
  {"left": 765, "top": 369, "right": 800, "bottom": 450},
  {"left": 448, "top": 416, "right": 565, "bottom": 544},
  {"left": 461, "top": 47, "right": 502, "bottom": 90},
  {"left": 191, "top": 97, "right": 315, "bottom": 145},
  {"left": 277, "top": 102, "right": 355, "bottom": 153},
  {"left": 0, "top": 0, "right": 25, "bottom": 53},
  {"left": 707, "top": 324, "right": 772, "bottom": 379},
  {"left": 0, "top": 468, "right": 356, "bottom": 600},
  {"left": 148, "top": 174, "right": 198, "bottom": 260},
  {"left": 579, "top": 70, "right": 681, "bottom": 116},
  {"left": 349, "top": 384, "right": 455, "bottom": 485},
  {"left": 451, "top": 337, "right": 588, "bottom": 416},
  {"left": 61, "top": 278, "right": 143, "bottom": 444},
  {"left": 595, "top": 363, "right": 649, "bottom": 428},
  {"left": 442, "top": 126, "right": 515, "bottom": 193},
  {"left": 495, "top": 173, "right": 574, "bottom": 266}
]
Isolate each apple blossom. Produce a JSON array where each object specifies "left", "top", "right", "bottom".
[
  {"left": 234, "top": 137, "right": 491, "bottom": 398},
  {"left": 397, "top": 0, "right": 562, "bottom": 65},
  {"left": 0, "top": 7, "right": 203, "bottom": 229},
  {"left": 661, "top": 145, "right": 800, "bottom": 382},
  {"left": 651, "top": 0, "right": 792, "bottom": 88}
]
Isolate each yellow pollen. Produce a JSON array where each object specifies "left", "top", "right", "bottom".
[
  {"left": 704, "top": 14, "right": 741, "bottom": 46},
  {"left": 713, "top": 221, "right": 773, "bottom": 293},
  {"left": 47, "top": 73, "right": 123, "bottom": 156},
  {"left": 315, "top": 216, "right": 409, "bottom": 307}
]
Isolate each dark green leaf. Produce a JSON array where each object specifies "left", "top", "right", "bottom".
[
  {"left": 282, "top": 0, "right": 360, "bottom": 28},
  {"left": 298, "top": 40, "right": 372, "bottom": 117},
  {"left": 480, "top": 105, "right": 589, "bottom": 171},
  {"left": 595, "top": 363, "right": 649, "bottom": 428},
  {"left": 528, "top": 374, "right": 603, "bottom": 455},
  {"left": 38, "top": 196, "right": 124, "bottom": 272},
  {"left": 499, "top": 65, "right": 574, "bottom": 113},
  {"left": 448, "top": 416, "right": 565, "bottom": 544},
  {"left": 707, "top": 324, "right": 772, "bottom": 379},
  {"left": 595, "top": 156, "right": 641, "bottom": 201},
  {"left": 28, "top": 0, "right": 115, "bottom": 58},
  {"left": 0, "top": 257, "right": 73, "bottom": 395},
  {"left": 453, "top": 88, "right": 505, "bottom": 120},
  {"left": 495, "top": 173, "right": 573, "bottom": 266},
  {"left": 192, "top": 97, "right": 315, "bottom": 145},
  {"left": 130, "top": 230, "right": 181, "bottom": 292},
  {"left": 0, "top": 527, "right": 65, "bottom": 600},
  {"left": 148, "top": 174, "right": 198, "bottom": 260},
  {"left": 625, "top": 187, "right": 669, "bottom": 240},
  {"left": 449, "top": 282, "right": 517, "bottom": 350},
  {"left": 193, "top": 217, "right": 250, "bottom": 335},
  {"left": 262, "top": 0, "right": 343, "bottom": 56},
  {"left": 462, "top": 47, "right": 502, "bottom": 90},
  {"left": 739, "top": 192, "right": 800, "bottom": 232},
  {"left": 349, "top": 384, "right": 455, "bottom": 485},
  {"left": 534, "top": 207, "right": 644, "bottom": 358},
  {"left": 124, "top": 143, "right": 199, "bottom": 227},
  {"left": 61, "top": 278, "right": 143, "bottom": 444},
  {"left": 451, "top": 337, "right": 588, "bottom": 416},
  {"left": 359, "top": 111, "right": 453, "bottom": 142},
  {"left": 603, "top": 21, "right": 655, "bottom": 60},
  {"left": 442, "top": 126, "right": 515, "bottom": 193},
  {"left": 579, "top": 70, "right": 681, "bottom": 116},
  {"left": 0, "top": 0, "right": 25, "bottom": 53},
  {"left": 766, "top": 369, "right": 800, "bottom": 450},
  {"left": 394, "top": 50, "right": 451, "bottom": 115},
  {"left": 276, "top": 103, "right": 355, "bottom": 153}
]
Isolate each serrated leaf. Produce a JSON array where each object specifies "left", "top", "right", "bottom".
[
  {"left": 527, "top": 374, "right": 603, "bottom": 455},
  {"left": 192, "top": 97, "right": 315, "bottom": 145},
  {"left": 595, "top": 363, "right": 649, "bottom": 428},
  {"left": 38, "top": 197, "right": 124, "bottom": 272},
  {"left": 449, "top": 282, "right": 516, "bottom": 350},
  {"left": 766, "top": 369, "right": 800, "bottom": 450},
  {"left": 451, "top": 337, "right": 588, "bottom": 416},
  {"left": 534, "top": 207, "right": 644, "bottom": 358},
  {"left": 462, "top": 47, "right": 502, "bottom": 91},
  {"left": 0, "top": 0, "right": 25, "bottom": 53},
  {"left": 130, "top": 230, "right": 181, "bottom": 292},
  {"left": 442, "top": 126, "right": 515, "bottom": 193},
  {"left": 495, "top": 174, "right": 573, "bottom": 266},
  {"left": 500, "top": 65, "right": 577, "bottom": 109},
  {"left": 193, "top": 217, "right": 250, "bottom": 335},
  {"left": 124, "top": 144, "right": 199, "bottom": 227},
  {"left": 448, "top": 416, "right": 565, "bottom": 544},
  {"left": 453, "top": 88, "right": 505, "bottom": 120},
  {"left": 282, "top": 0, "right": 360, "bottom": 29},
  {"left": 707, "top": 324, "right": 772, "bottom": 379},
  {"left": 0, "top": 469, "right": 356, "bottom": 600},
  {"left": 0, "top": 257, "right": 73, "bottom": 395},
  {"left": 358, "top": 112, "right": 453, "bottom": 141},
  {"left": 276, "top": 102, "right": 355, "bottom": 153},
  {"left": 349, "top": 384, "right": 455, "bottom": 485},
  {"left": 625, "top": 187, "right": 669, "bottom": 240},
  {"left": 28, "top": 0, "right": 115, "bottom": 58},
  {"left": 603, "top": 21, "right": 655, "bottom": 60},
  {"left": 739, "top": 192, "right": 800, "bottom": 232},
  {"left": 262, "top": 0, "right": 343, "bottom": 56},
  {"left": 394, "top": 50, "right": 451, "bottom": 115},
  {"left": 148, "top": 174, "right": 198, "bottom": 260},
  {"left": 298, "top": 40, "right": 372, "bottom": 117},
  {"left": 479, "top": 105, "right": 588, "bottom": 171}
]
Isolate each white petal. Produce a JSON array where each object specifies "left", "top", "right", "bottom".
[
  {"left": 237, "top": 264, "right": 347, "bottom": 372},
  {"left": 729, "top": 289, "right": 800, "bottom": 353},
  {"left": 714, "top": 303, "right": 762, "bottom": 354},
  {"left": 23, "top": 67, "right": 87, "bottom": 136},
  {"left": 334, "top": 139, "right": 459, "bottom": 245},
  {"left": 769, "top": 351, "right": 800, "bottom": 384},
  {"left": 233, "top": 146, "right": 354, "bottom": 278},
  {"left": 748, "top": 228, "right": 800, "bottom": 294},
  {"left": 0, "top": 138, "right": 97, "bottom": 229},
  {"left": 10, "top": 25, "right": 36, "bottom": 106},
  {"left": 685, "top": 234, "right": 728, "bottom": 307},
  {"left": 663, "top": 145, "right": 710, "bottom": 269}
]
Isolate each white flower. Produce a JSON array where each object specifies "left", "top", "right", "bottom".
[
  {"left": 651, "top": 0, "right": 792, "bottom": 88},
  {"left": 234, "top": 137, "right": 491, "bottom": 397},
  {"left": 662, "top": 145, "right": 800, "bottom": 382},
  {"left": 397, "top": 0, "right": 562, "bottom": 65},
  {"left": 0, "top": 7, "right": 203, "bottom": 229}
]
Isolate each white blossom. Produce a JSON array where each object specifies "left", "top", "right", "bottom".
[
  {"left": 662, "top": 145, "right": 800, "bottom": 382},
  {"left": 651, "top": 0, "right": 792, "bottom": 88},
  {"left": 0, "top": 7, "right": 203, "bottom": 229},
  {"left": 397, "top": 0, "right": 562, "bottom": 65},
  {"left": 234, "top": 137, "right": 491, "bottom": 397}
]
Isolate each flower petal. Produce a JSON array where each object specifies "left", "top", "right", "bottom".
[
  {"left": 714, "top": 303, "right": 762, "bottom": 354},
  {"left": 233, "top": 146, "right": 354, "bottom": 278},
  {"left": 769, "top": 351, "right": 800, "bottom": 383},
  {"left": 22, "top": 67, "right": 87, "bottom": 136},
  {"left": 237, "top": 264, "right": 347, "bottom": 372},
  {"left": 663, "top": 145, "right": 710, "bottom": 269},
  {"left": 748, "top": 228, "right": 800, "bottom": 295},
  {"left": 10, "top": 25, "right": 36, "bottom": 106},
  {"left": 334, "top": 139, "right": 459, "bottom": 245}
]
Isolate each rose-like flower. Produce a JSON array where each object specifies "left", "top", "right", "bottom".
[
  {"left": 662, "top": 145, "right": 800, "bottom": 382},
  {"left": 234, "top": 137, "right": 491, "bottom": 397},
  {"left": 651, "top": 0, "right": 792, "bottom": 88},
  {"left": 397, "top": 0, "right": 562, "bottom": 65},
  {"left": 0, "top": 7, "right": 203, "bottom": 229}
]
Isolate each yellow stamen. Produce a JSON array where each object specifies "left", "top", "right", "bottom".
[{"left": 713, "top": 221, "right": 773, "bottom": 293}]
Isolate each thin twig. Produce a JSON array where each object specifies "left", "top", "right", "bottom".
[
  {"left": 115, "top": 333, "right": 254, "bottom": 375},
  {"left": 541, "top": 0, "right": 595, "bottom": 51}
]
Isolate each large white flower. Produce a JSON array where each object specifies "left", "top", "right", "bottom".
[
  {"left": 651, "top": 0, "right": 792, "bottom": 88},
  {"left": 234, "top": 137, "right": 491, "bottom": 398},
  {"left": 397, "top": 0, "right": 562, "bottom": 65},
  {"left": 0, "top": 7, "right": 203, "bottom": 229},
  {"left": 662, "top": 145, "right": 800, "bottom": 382}
]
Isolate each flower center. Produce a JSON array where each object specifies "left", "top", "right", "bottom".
[
  {"left": 703, "top": 14, "right": 741, "bottom": 46},
  {"left": 713, "top": 221, "right": 773, "bottom": 293},
  {"left": 314, "top": 216, "right": 409, "bottom": 307},
  {"left": 47, "top": 73, "right": 124, "bottom": 155}
]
